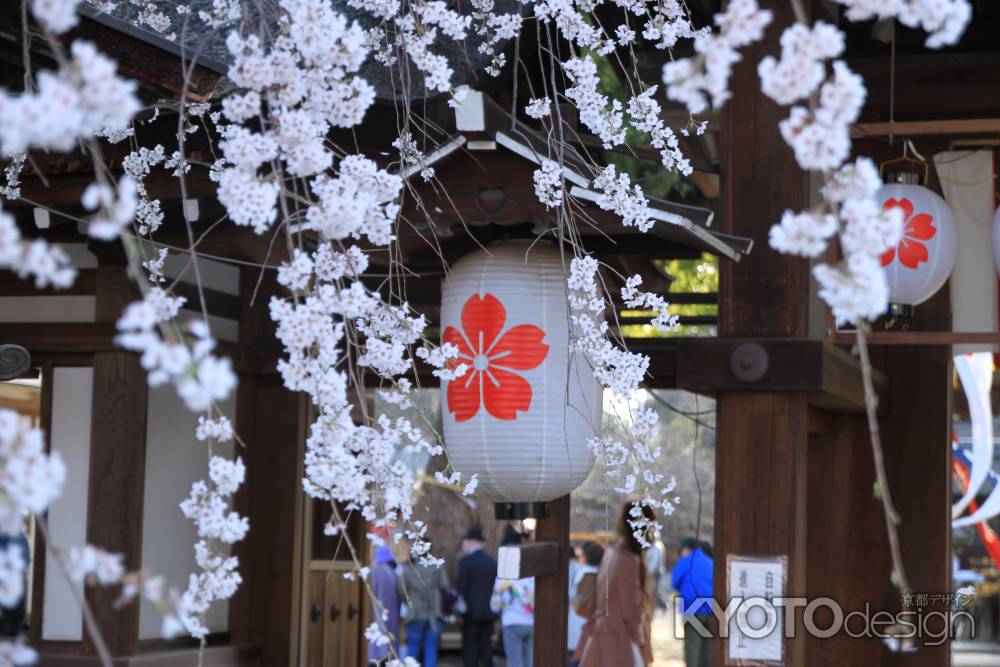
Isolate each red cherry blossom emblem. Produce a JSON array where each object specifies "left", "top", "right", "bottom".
[
  {"left": 880, "top": 197, "right": 937, "bottom": 269},
  {"left": 442, "top": 294, "right": 548, "bottom": 422}
]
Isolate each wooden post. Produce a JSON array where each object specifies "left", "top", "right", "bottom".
[
  {"left": 533, "top": 495, "right": 570, "bottom": 667},
  {"left": 715, "top": 1, "right": 810, "bottom": 664},
  {"left": 84, "top": 265, "right": 148, "bottom": 656},
  {"left": 228, "top": 268, "right": 307, "bottom": 667}
]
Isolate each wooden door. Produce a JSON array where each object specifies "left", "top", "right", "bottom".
[{"left": 301, "top": 499, "right": 365, "bottom": 667}]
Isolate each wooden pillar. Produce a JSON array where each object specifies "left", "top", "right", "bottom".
[
  {"left": 533, "top": 494, "right": 570, "bottom": 667},
  {"left": 879, "top": 294, "right": 952, "bottom": 667},
  {"left": 805, "top": 415, "right": 889, "bottom": 665},
  {"left": 715, "top": 1, "right": 810, "bottom": 663},
  {"left": 84, "top": 265, "right": 148, "bottom": 656},
  {"left": 229, "top": 268, "right": 306, "bottom": 667}
]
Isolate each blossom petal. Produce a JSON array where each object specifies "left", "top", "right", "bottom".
[
  {"left": 905, "top": 213, "right": 936, "bottom": 241},
  {"left": 883, "top": 197, "right": 913, "bottom": 221},
  {"left": 461, "top": 293, "right": 506, "bottom": 354},
  {"left": 483, "top": 368, "right": 532, "bottom": 421},
  {"left": 489, "top": 325, "right": 548, "bottom": 371},
  {"left": 447, "top": 371, "right": 481, "bottom": 422},
  {"left": 442, "top": 325, "right": 474, "bottom": 362},
  {"left": 898, "top": 238, "right": 929, "bottom": 269}
]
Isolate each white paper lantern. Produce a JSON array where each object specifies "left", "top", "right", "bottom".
[
  {"left": 878, "top": 183, "right": 957, "bottom": 307},
  {"left": 440, "top": 240, "right": 601, "bottom": 505}
]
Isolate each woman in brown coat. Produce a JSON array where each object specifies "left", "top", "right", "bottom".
[{"left": 572, "top": 502, "right": 654, "bottom": 667}]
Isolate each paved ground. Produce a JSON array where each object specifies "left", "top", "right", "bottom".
[
  {"left": 436, "top": 610, "right": 685, "bottom": 666},
  {"left": 435, "top": 624, "right": 1000, "bottom": 666},
  {"left": 953, "top": 643, "right": 1000, "bottom": 666}
]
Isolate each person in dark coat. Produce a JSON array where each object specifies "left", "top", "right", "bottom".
[{"left": 456, "top": 526, "right": 497, "bottom": 667}]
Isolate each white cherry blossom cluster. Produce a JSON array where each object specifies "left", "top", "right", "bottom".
[
  {"left": 81, "top": 177, "right": 138, "bottom": 241},
  {"left": 566, "top": 256, "right": 649, "bottom": 399},
  {"left": 1, "top": 155, "right": 25, "bottom": 200},
  {"left": 393, "top": 133, "right": 435, "bottom": 182},
  {"left": 469, "top": 0, "right": 522, "bottom": 75},
  {"left": 833, "top": 0, "right": 971, "bottom": 48},
  {"left": 121, "top": 144, "right": 167, "bottom": 236},
  {"left": 638, "top": 0, "right": 698, "bottom": 49},
  {"left": 214, "top": 3, "right": 374, "bottom": 234},
  {"left": 175, "top": 415, "right": 246, "bottom": 638},
  {"left": 0, "top": 40, "right": 138, "bottom": 157},
  {"left": 64, "top": 545, "right": 125, "bottom": 586},
  {"left": 663, "top": 0, "right": 773, "bottom": 113},
  {"left": 525, "top": 97, "right": 551, "bottom": 119},
  {"left": 0, "top": 543, "right": 26, "bottom": 608},
  {"left": 0, "top": 204, "right": 76, "bottom": 289},
  {"left": 591, "top": 165, "right": 652, "bottom": 231},
  {"left": 0, "top": 640, "right": 35, "bottom": 666},
  {"left": 758, "top": 24, "right": 865, "bottom": 172},
  {"left": 566, "top": 258, "right": 681, "bottom": 535},
  {"left": 757, "top": 22, "right": 844, "bottom": 105},
  {"left": 170, "top": 541, "right": 242, "bottom": 638},
  {"left": 415, "top": 344, "right": 467, "bottom": 382},
  {"left": 0, "top": 409, "right": 65, "bottom": 661},
  {"left": 0, "top": 410, "right": 65, "bottom": 534},
  {"left": 348, "top": 0, "right": 471, "bottom": 92},
  {"left": 31, "top": 0, "right": 81, "bottom": 34},
  {"left": 266, "top": 220, "right": 440, "bottom": 566},
  {"left": 626, "top": 87, "right": 692, "bottom": 175},
  {"left": 533, "top": 159, "right": 564, "bottom": 208},
  {"left": 563, "top": 57, "right": 627, "bottom": 149},
  {"left": 621, "top": 275, "right": 680, "bottom": 334},
  {"left": 115, "top": 289, "right": 237, "bottom": 412}
]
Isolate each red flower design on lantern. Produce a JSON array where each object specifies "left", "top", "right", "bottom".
[
  {"left": 442, "top": 293, "right": 548, "bottom": 422},
  {"left": 879, "top": 197, "right": 937, "bottom": 269}
]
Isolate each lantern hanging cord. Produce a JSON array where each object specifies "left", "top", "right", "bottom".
[{"left": 889, "top": 25, "right": 896, "bottom": 146}]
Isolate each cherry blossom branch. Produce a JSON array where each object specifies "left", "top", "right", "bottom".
[{"left": 855, "top": 325, "right": 911, "bottom": 594}]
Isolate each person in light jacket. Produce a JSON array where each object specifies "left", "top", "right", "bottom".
[
  {"left": 399, "top": 546, "right": 449, "bottom": 667},
  {"left": 491, "top": 525, "right": 534, "bottom": 667},
  {"left": 572, "top": 503, "right": 654, "bottom": 667}
]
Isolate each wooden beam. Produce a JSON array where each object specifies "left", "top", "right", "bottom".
[
  {"left": 532, "top": 495, "right": 570, "bottom": 667},
  {"left": 497, "top": 542, "right": 560, "bottom": 580},
  {"left": 674, "top": 339, "right": 886, "bottom": 413},
  {"left": 0, "top": 323, "right": 117, "bottom": 353},
  {"left": 852, "top": 118, "right": 1000, "bottom": 138},
  {"left": 849, "top": 53, "right": 1000, "bottom": 118},
  {"left": 832, "top": 330, "right": 1000, "bottom": 345},
  {"left": 0, "top": 268, "right": 96, "bottom": 296}
]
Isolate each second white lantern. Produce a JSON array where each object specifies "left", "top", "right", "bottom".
[{"left": 878, "top": 183, "right": 958, "bottom": 307}]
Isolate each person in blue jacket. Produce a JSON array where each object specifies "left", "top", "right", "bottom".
[{"left": 671, "top": 537, "right": 714, "bottom": 667}]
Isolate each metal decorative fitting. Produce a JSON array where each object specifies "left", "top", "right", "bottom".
[
  {"left": 0, "top": 345, "right": 30, "bottom": 381},
  {"left": 729, "top": 343, "right": 768, "bottom": 383}
]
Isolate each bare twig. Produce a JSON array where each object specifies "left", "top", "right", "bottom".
[{"left": 856, "top": 325, "right": 911, "bottom": 594}]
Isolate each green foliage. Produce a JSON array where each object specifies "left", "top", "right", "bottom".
[{"left": 620, "top": 254, "right": 718, "bottom": 338}]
